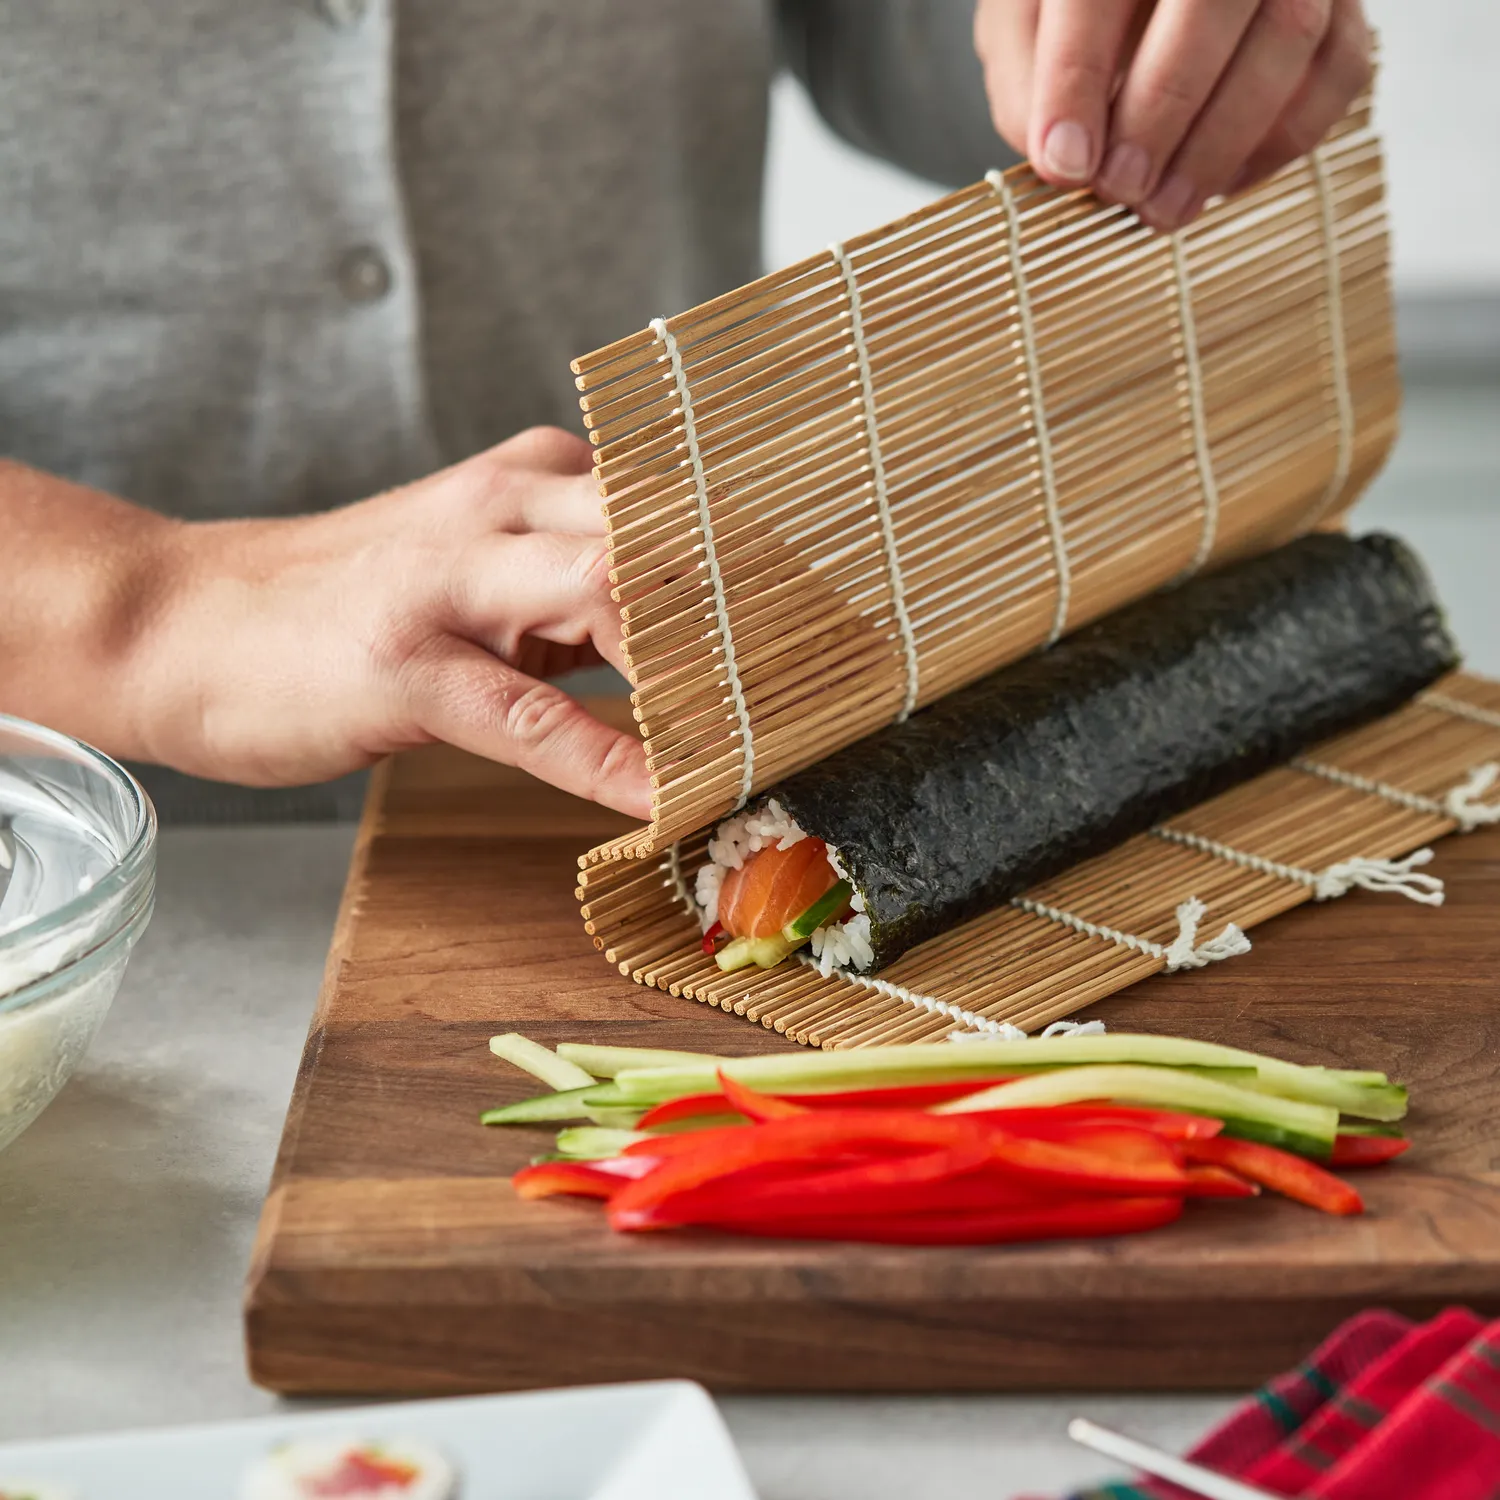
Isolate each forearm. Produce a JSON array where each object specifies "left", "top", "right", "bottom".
[
  {"left": 0, "top": 434, "right": 650, "bottom": 814},
  {"left": 0, "top": 460, "right": 183, "bottom": 760}
]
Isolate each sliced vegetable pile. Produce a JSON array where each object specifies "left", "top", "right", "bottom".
[{"left": 481, "top": 1031, "right": 1410, "bottom": 1246}]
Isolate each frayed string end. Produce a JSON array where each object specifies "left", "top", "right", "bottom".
[
  {"left": 1445, "top": 763, "right": 1500, "bottom": 832},
  {"left": 1164, "top": 896, "right": 1252, "bottom": 972},
  {"left": 948, "top": 1018, "right": 1107, "bottom": 1043},
  {"left": 1315, "top": 848, "right": 1444, "bottom": 906}
]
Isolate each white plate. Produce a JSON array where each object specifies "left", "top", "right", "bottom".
[{"left": 0, "top": 1380, "right": 758, "bottom": 1500}]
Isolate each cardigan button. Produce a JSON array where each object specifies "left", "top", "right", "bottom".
[{"left": 336, "top": 245, "right": 392, "bottom": 304}]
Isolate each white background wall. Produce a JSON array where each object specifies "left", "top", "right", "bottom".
[{"left": 763, "top": 0, "right": 1500, "bottom": 294}]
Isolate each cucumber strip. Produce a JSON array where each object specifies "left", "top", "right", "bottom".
[
  {"left": 556, "top": 1043, "right": 728, "bottom": 1078},
  {"left": 1236, "top": 1071, "right": 1408, "bottom": 1122},
  {"left": 480, "top": 1084, "right": 597, "bottom": 1125},
  {"left": 577, "top": 1083, "right": 634, "bottom": 1108},
  {"left": 608, "top": 1032, "right": 1399, "bottom": 1117},
  {"left": 608, "top": 1059, "right": 1253, "bottom": 1106},
  {"left": 936, "top": 1065, "right": 1339, "bottom": 1153},
  {"left": 1215, "top": 1117, "right": 1337, "bottom": 1158},
  {"left": 715, "top": 931, "right": 806, "bottom": 972},
  {"left": 584, "top": 1107, "right": 646, "bottom": 1130},
  {"left": 479, "top": 1096, "right": 640, "bottom": 1129},
  {"left": 554, "top": 1127, "right": 648, "bottom": 1160},
  {"left": 783, "top": 881, "right": 853, "bottom": 942},
  {"left": 649, "top": 1113, "right": 747, "bottom": 1133},
  {"left": 489, "top": 1033, "right": 596, "bottom": 1092},
  {"left": 1335, "top": 1121, "right": 1407, "bottom": 1138}
]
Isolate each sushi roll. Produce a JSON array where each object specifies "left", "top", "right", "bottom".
[
  {"left": 239, "top": 1436, "right": 456, "bottom": 1500},
  {"left": 697, "top": 532, "right": 1458, "bottom": 975},
  {"left": 695, "top": 798, "right": 872, "bottom": 975}
]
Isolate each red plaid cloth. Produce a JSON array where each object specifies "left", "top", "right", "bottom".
[
  {"left": 1314, "top": 1317, "right": 1500, "bottom": 1500},
  {"left": 1055, "top": 1308, "right": 1500, "bottom": 1500},
  {"left": 1248, "top": 1306, "right": 1485, "bottom": 1492}
]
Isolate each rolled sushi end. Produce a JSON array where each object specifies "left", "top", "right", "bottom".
[
  {"left": 697, "top": 800, "right": 874, "bottom": 975},
  {"left": 239, "top": 1436, "right": 456, "bottom": 1500}
]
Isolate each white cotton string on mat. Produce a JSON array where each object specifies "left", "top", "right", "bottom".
[
  {"left": 1421, "top": 692, "right": 1500, "bottom": 732},
  {"left": 796, "top": 955, "right": 999, "bottom": 1034},
  {"left": 649, "top": 316, "right": 756, "bottom": 808},
  {"left": 947, "top": 1019, "right": 1108, "bottom": 1045},
  {"left": 1168, "top": 229, "right": 1221, "bottom": 575},
  {"left": 1151, "top": 827, "right": 1446, "bottom": 906},
  {"left": 1011, "top": 894, "right": 1251, "bottom": 972},
  {"left": 662, "top": 843, "right": 696, "bottom": 919},
  {"left": 985, "top": 168, "right": 1071, "bottom": 645},
  {"left": 797, "top": 960, "right": 1114, "bottom": 1040},
  {"left": 1292, "top": 758, "right": 1500, "bottom": 832},
  {"left": 829, "top": 240, "right": 920, "bottom": 720},
  {"left": 1446, "top": 764, "right": 1500, "bottom": 828},
  {"left": 1308, "top": 146, "right": 1355, "bottom": 522}
]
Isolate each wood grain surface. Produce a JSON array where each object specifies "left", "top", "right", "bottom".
[{"left": 245, "top": 703, "right": 1500, "bottom": 1395}]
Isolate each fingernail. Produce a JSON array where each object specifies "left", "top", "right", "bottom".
[
  {"left": 1142, "top": 172, "right": 1198, "bottom": 229},
  {"left": 1041, "top": 120, "right": 1093, "bottom": 183},
  {"left": 1098, "top": 143, "right": 1151, "bottom": 203}
]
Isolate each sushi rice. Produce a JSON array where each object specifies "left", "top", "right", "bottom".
[
  {"left": 239, "top": 1436, "right": 456, "bottom": 1500},
  {"left": 697, "top": 799, "right": 875, "bottom": 974}
]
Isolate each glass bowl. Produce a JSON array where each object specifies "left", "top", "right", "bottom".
[{"left": 0, "top": 714, "right": 156, "bottom": 1153}]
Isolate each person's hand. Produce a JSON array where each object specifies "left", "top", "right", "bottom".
[
  {"left": 131, "top": 428, "right": 651, "bottom": 818},
  {"left": 974, "top": 0, "right": 1373, "bottom": 230}
]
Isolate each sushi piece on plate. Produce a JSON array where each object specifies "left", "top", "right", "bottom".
[
  {"left": 239, "top": 1436, "right": 456, "bottom": 1499},
  {"left": 696, "top": 533, "right": 1458, "bottom": 976}
]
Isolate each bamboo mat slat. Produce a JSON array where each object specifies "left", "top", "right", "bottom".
[
  {"left": 564, "top": 92, "right": 1500, "bottom": 1047},
  {"left": 574, "top": 95, "right": 1397, "bottom": 856}
]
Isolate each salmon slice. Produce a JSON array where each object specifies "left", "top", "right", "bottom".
[{"left": 718, "top": 837, "right": 839, "bottom": 939}]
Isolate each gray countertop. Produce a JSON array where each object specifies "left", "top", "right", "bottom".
[{"left": 0, "top": 822, "right": 1237, "bottom": 1497}]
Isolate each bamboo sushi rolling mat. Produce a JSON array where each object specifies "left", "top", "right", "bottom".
[{"left": 570, "top": 89, "right": 1500, "bottom": 1047}]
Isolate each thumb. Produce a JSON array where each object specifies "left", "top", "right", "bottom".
[{"left": 407, "top": 640, "right": 651, "bottom": 820}]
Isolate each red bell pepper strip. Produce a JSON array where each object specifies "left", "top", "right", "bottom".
[
  {"left": 1330, "top": 1134, "right": 1410, "bottom": 1168},
  {"left": 617, "top": 1114, "right": 1189, "bottom": 1231},
  {"left": 638, "top": 1092, "right": 1220, "bottom": 1138},
  {"left": 1185, "top": 1136, "right": 1363, "bottom": 1215},
  {"left": 512, "top": 1161, "right": 633, "bottom": 1200},
  {"left": 961, "top": 1106, "right": 1224, "bottom": 1142},
  {"left": 980, "top": 1123, "right": 1189, "bottom": 1196},
  {"left": 608, "top": 1111, "right": 996, "bottom": 1226},
  {"left": 1183, "top": 1164, "right": 1260, "bottom": 1199},
  {"left": 637, "top": 1093, "right": 746, "bottom": 1130},
  {"left": 637, "top": 1080, "right": 998, "bottom": 1129},
  {"left": 717, "top": 1070, "right": 809, "bottom": 1122},
  {"left": 618, "top": 1160, "right": 1076, "bottom": 1231},
  {"left": 621, "top": 1195, "right": 1186, "bottom": 1246},
  {"left": 788, "top": 1080, "right": 1010, "bottom": 1109},
  {"left": 626, "top": 1123, "right": 820, "bottom": 1160},
  {"left": 573, "top": 1155, "right": 657, "bottom": 1179},
  {"left": 700, "top": 921, "right": 724, "bottom": 955}
]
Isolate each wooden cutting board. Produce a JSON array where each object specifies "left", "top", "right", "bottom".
[{"left": 245, "top": 702, "right": 1500, "bottom": 1395}]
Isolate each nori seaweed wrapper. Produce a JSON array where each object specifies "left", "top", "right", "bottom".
[{"left": 767, "top": 532, "right": 1459, "bottom": 970}]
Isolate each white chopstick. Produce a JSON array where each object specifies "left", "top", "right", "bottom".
[{"left": 1067, "top": 1418, "right": 1282, "bottom": 1500}]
